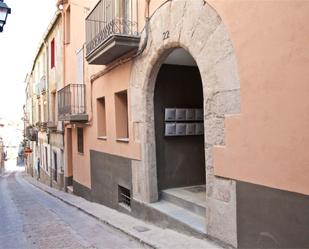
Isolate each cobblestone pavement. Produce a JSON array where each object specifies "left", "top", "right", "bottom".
[{"left": 0, "top": 168, "right": 149, "bottom": 249}]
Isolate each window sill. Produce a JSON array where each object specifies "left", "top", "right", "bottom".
[
  {"left": 78, "top": 152, "right": 84, "bottom": 156},
  {"left": 116, "top": 138, "right": 129, "bottom": 143},
  {"left": 97, "top": 136, "right": 107, "bottom": 140}
]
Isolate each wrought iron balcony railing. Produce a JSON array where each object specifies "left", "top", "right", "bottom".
[
  {"left": 57, "top": 84, "right": 88, "bottom": 122},
  {"left": 25, "top": 126, "right": 38, "bottom": 142},
  {"left": 33, "top": 75, "right": 46, "bottom": 97},
  {"left": 85, "top": 0, "right": 140, "bottom": 65}
]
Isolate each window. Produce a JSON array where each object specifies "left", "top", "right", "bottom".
[
  {"left": 115, "top": 90, "right": 129, "bottom": 140},
  {"left": 53, "top": 152, "right": 57, "bottom": 182},
  {"left": 97, "top": 97, "right": 107, "bottom": 138},
  {"left": 45, "top": 147, "right": 48, "bottom": 171},
  {"left": 38, "top": 102, "right": 41, "bottom": 123},
  {"left": 77, "top": 128, "right": 84, "bottom": 153},
  {"left": 65, "top": 7, "right": 70, "bottom": 44},
  {"left": 51, "top": 92, "right": 56, "bottom": 122},
  {"left": 51, "top": 38, "right": 55, "bottom": 68}
]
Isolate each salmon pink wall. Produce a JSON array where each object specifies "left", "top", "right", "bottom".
[
  {"left": 209, "top": 1, "right": 309, "bottom": 195},
  {"left": 90, "top": 62, "right": 140, "bottom": 161},
  {"left": 72, "top": 127, "right": 91, "bottom": 188},
  {"left": 62, "top": 0, "right": 97, "bottom": 188}
]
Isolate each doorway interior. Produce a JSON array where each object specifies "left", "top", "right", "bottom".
[{"left": 153, "top": 48, "right": 206, "bottom": 231}]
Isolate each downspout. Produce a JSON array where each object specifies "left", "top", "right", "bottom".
[
  {"left": 44, "top": 40, "right": 53, "bottom": 188},
  {"left": 57, "top": 1, "right": 67, "bottom": 190}
]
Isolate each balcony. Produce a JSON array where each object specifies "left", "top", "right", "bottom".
[
  {"left": 85, "top": 0, "right": 140, "bottom": 65},
  {"left": 25, "top": 126, "right": 38, "bottom": 142},
  {"left": 58, "top": 84, "right": 88, "bottom": 122},
  {"left": 34, "top": 76, "right": 46, "bottom": 97}
]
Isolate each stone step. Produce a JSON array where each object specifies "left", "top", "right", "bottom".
[
  {"left": 161, "top": 186, "right": 206, "bottom": 217},
  {"left": 147, "top": 200, "right": 206, "bottom": 236},
  {"left": 67, "top": 185, "right": 73, "bottom": 194}
]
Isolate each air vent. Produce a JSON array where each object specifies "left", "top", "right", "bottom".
[{"left": 118, "top": 185, "right": 131, "bottom": 209}]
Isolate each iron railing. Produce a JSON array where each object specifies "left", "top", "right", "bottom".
[
  {"left": 58, "top": 84, "right": 86, "bottom": 118},
  {"left": 118, "top": 185, "right": 131, "bottom": 207},
  {"left": 25, "top": 126, "right": 38, "bottom": 141},
  {"left": 86, "top": 0, "right": 139, "bottom": 57}
]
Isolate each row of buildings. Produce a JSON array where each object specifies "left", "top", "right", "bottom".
[{"left": 24, "top": 0, "right": 309, "bottom": 248}]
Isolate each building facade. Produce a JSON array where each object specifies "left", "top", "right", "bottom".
[
  {"left": 25, "top": 0, "right": 309, "bottom": 248},
  {"left": 24, "top": 12, "right": 64, "bottom": 190}
]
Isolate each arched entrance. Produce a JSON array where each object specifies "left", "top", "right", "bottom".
[
  {"left": 130, "top": 0, "right": 240, "bottom": 246},
  {"left": 154, "top": 48, "right": 206, "bottom": 208}
]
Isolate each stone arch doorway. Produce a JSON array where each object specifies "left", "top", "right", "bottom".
[
  {"left": 130, "top": 0, "right": 240, "bottom": 246},
  {"left": 154, "top": 48, "right": 206, "bottom": 193}
]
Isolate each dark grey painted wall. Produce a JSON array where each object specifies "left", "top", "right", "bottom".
[
  {"left": 237, "top": 181, "right": 309, "bottom": 248},
  {"left": 90, "top": 150, "right": 132, "bottom": 212},
  {"left": 65, "top": 176, "right": 73, "bottom": 187},
  {"left": 73, "top": 180, "right": 92, "bottom": 202},
  {"left": 154, "top": 64, "right": 205, "bottom": 191}
]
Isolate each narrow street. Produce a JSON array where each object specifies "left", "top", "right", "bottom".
[{"left": 0, "top": 163, "right": 149, "bottom": 249}]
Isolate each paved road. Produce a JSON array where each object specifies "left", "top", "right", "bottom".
[{"left": 0, "top": 168, "right": 149, "bottom": 249}]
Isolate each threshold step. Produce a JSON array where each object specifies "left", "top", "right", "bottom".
[
  {"left": 161, "top": 185, "right": 206, "bottom": 217},
  {"left": 67, "top": 185, "right": 73, "bottom": 194},
  {"left": 149, "top": 200, "right": 206, "bottom": 235}
]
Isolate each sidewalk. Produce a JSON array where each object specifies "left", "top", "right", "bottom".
[{"left": 23, "top": 174, "right": 224, "bottom": 249}]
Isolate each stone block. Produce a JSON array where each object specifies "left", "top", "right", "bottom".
[
  {"left": 197, "top": 23, "right": 234, "bottom": 76},
  {"left": 131, "top": 160, "right": 144, "bottom": 201},
  {"left": 179, "top": 0, "right": 204, "bottom": 47},
  {"left": 188, "top": 3, "right": 222, "bottom": 58},
  {"left": 213, "top": 53, "right": 240, "bottom": 92},
  {"left": 204, "top": 117, "right": 225, "bottom": 146},
  {"left": 170, "top": 0, "right": 187, "bottom": 42},
  {"left": 206, "top": 179, "right": 237, "bottom": 247},
  {"left": 212, "top": 90, "right": 241, "bottom": 116}
]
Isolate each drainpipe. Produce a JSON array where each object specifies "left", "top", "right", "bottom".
[
  {"left": 43, "top": 40, "right": 53, "bottom": 188},
  {"left": 57, "top": 2, "right": 67, "bottom": 190}
]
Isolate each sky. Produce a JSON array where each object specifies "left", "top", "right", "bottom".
[{"left": 0, "top": 0, "right": 56, "bottom": 122}]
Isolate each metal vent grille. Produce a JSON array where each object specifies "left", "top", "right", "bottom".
[{"left": 118, "top": 185, "right": 131, "bottom": 208}]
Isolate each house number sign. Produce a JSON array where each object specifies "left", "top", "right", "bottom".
[{"left": 163, "top": 30, "right": 170, "bottom": 40}]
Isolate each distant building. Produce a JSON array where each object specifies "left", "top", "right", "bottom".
[{"left": 24, "top": 12, "right": 64, "bottom": 189}]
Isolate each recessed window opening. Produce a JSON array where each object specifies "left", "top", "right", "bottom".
[
  {"left": 45, "top": 147, "right": 48, "bottom": 172},
  {"left": 53, "top": 151, "right": 57, "bottom": 182},
  {"left": 77, "top": 127, "right": 84, "bottom": 154},
  {"left": 51, "top": 38, "right": 55, "bottom": 68},
  {"left": 97, "top": 97, "right": 107, "bottom": 138},
  {"left": 118, "top": 185, "right": 131, "bottom": 209},
  {"left": 115, "top": 90, "right": 129, "bottom": 141}
]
